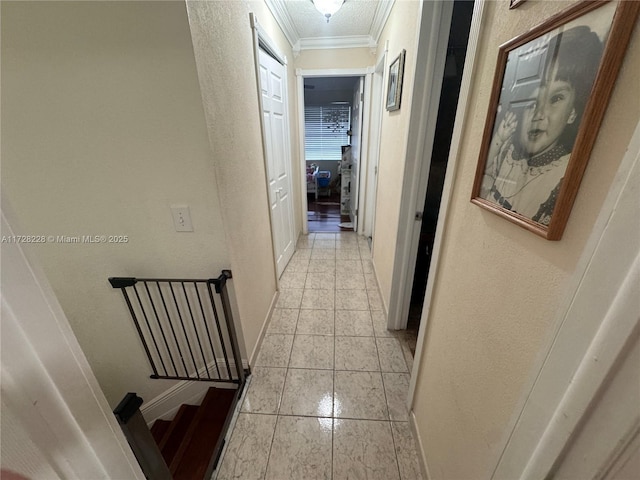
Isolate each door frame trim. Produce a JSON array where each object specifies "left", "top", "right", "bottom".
[
  {"left": 1, "top": 201, "right": 145, "bottom": 479},
  {"left": 250, "top": 13, "right": 295, "bottom": 280},
  {"left": 251, "top": 13, "right": 286, "bottom": 65},
  {"left": 492, "top": 119, "right": 640, "bottom": 479},
  {"left": 362, "top": 41, "right": 389, "bottom": 241},
  {"left": 355, "top": 75, "right": 372, "bottom": 233},
  {"left": 387, "top": 0, "right": 455, "bottom": 331},
  {"left": 296, "top": 67, "right": 373, "bottom": 235},
  {"left": 407, "top": 0, "right": 486, "bottom": 402}
]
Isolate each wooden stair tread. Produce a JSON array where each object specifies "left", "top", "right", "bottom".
[
  {"left": 170, "top": 387, "right": 236, "bottom": 480},
  {"left": 150, "top": 419, "right": 171, "bottom": 445},
  {"left": 159, "top": 404, "right": 199, "bottom": 465}
]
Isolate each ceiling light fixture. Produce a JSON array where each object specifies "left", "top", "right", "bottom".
[{"left": 312, "top": 0, "right": 345, "bottom": 23}]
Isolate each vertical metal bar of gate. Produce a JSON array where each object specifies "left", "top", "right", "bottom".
[
  {"left": 109, "top": 272, "right": 247, "bottom": 385},
  {"left": 214, "top": 270, "right": 246, "bottom": 384}
]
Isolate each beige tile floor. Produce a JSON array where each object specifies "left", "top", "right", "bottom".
[{"left": 215, "top": 232, "right": 423, "bottom": 480}]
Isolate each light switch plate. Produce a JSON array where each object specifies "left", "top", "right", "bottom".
[{"left": 170, "top": 205, "right": 193, "bottom": 232}]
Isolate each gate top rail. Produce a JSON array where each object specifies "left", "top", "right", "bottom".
[
  {"left": 109, "top": 269, "right": 232, "bottom": 292},
  {"left": 108, "top": 270, "right": 245, "bottom": 386}
]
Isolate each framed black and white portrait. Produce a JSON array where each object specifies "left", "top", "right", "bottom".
[{"left": 471, "top": 0, "right": 639, "bottom": 240}]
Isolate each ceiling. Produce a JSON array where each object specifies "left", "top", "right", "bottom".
[{"left": 263, "top": 0, "right": 395, "bottom": 53}]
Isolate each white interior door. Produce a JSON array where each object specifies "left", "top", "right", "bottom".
[
  {"left": 259, "top": 48, "right": 295, "bottom": 277},
  {"left": 363, "top": 56, "right": 386, "bottom": 239},
  {"left": 349, "top": 77, "right": 365, "bottom": 228}
]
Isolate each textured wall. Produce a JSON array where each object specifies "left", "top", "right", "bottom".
[
  {"left": 187, "top": 0, "right": 295, "bottom": 363},
  {"left": 411, "top": 1, "right": 640, "bottom": 478},
  {"left": 1, "top": 1, "right": 230, "bottom": 405}
]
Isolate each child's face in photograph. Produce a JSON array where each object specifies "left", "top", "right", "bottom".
[{"left": 519, "top": 76, "right": 577, "bottom": 156}]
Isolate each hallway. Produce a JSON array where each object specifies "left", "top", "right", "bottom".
[{"left": 215, "top": 232, "right": 423, "bottom": 479}]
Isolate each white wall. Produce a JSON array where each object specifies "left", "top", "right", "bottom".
[
  {"left": 1, "top": 0, "right": 231, "bottom": 406},
  {"left": 410, "top": 0, "right": 640, "bottom": 477}
]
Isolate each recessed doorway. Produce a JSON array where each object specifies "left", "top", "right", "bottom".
[
  {"left": 407, "top": 0, "right": 475, "bottom": 342},
  {"left": 302, "top": 75, "right": 364, "bottom": 233}
]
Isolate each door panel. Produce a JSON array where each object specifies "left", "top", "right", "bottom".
[
  {"left": 259, "top": 49, "right": 294, "bottom": 277},
  {"left": 273, "top": 115, "right": 287, "bottom": 178},
  {"left": 363, "top": 66, "right": 383, "bottom": 239}
]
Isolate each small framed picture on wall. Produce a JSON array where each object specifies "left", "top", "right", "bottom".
[{"left": 386, "top": 49, "right": 406, "bottom": 111}]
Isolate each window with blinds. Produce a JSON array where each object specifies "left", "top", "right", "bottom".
[{"left": 304, "top": 104, "right": 351, "bottom": 161}]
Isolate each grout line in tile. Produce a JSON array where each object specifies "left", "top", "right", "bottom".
[
  {"left": 331, "top": 279, "right": 336, "bottom": 480},
  {"left": 331, "top": 416, "right": 399, "bottom": 423},
  {"left": 229, "top": 410, "right": 410, "bottom": 423},
  {"left": 380, "top": 372, "right": 395, "bottom": 424},
  {"left": 273, "top": 412, "right": 399, "bottom": 422},
  {"left": 390, "top": 419, "right": 404, "bottom": 480},
  {"left": 371, "top": 332, "right": 388, "bottom": 419},
  {"left": 277, "top": 336, "right": 295, "bottom": 416},
  {"left": 289, "top": 365, "right": 336, "bottom": 374},
  {"left": 262, "top": 412, "right": 279, "bottom": 480}
]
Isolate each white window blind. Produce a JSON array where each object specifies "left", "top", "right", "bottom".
[{"left": 304, "top": 105, "right": 351, "bottom": 161}]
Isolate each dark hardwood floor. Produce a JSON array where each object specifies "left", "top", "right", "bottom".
[{"left": 307, "top": 190, "right": 352, "bottom": 232}]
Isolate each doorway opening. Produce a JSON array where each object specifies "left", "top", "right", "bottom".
[
  {"left": 407, "top": 0, "right": 475, "bottom": 337},
  {"left": 303, "top": 76, "right": 363, "bottom": 233}
]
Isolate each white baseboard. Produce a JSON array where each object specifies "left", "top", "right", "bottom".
[
  {"left": 141, "top": 380, "right": 210, "bottom": 426},
  {"left": 249, "top": 290, "right": 279, "bottom": 366},
  {"left": 410, "top": 411, "right": 431, "bottom": 480},
  {"left": 140, "top": 358, "right": 249, "bottom": 426}
]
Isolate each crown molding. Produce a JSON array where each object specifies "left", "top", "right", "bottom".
[
  {"left": 370, "top": 0, "right": 395, "bottom": 43},
  {"left": 263, "top": 0, "right": 300, "bottom": 48},
  {"left": 263, "top": 0, "right": 390, "bottom": 54},
  {"left": 298, "top": 35, "right": 376, "bottom": 51}
]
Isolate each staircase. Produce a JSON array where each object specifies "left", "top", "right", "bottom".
[
  {"left": 110, "top": 273, "right": 247, "bottom": 479},
  {"left": 150, "top": 387, "right": 237, "bottom": 480}
]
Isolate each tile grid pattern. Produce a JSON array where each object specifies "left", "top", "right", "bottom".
[{"left": 215, "top": 233, "right": 423, "bottom": 480}]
